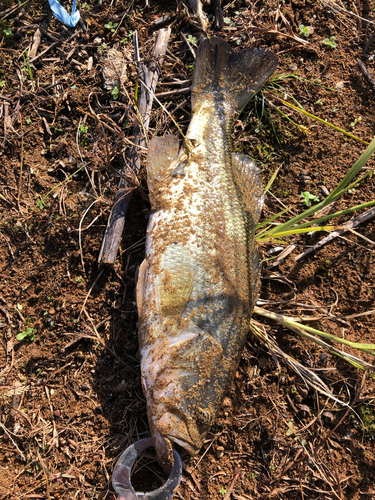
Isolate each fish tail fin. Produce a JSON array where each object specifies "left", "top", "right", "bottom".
[{"left": 192, "top": 37, "right": 278, "bottom": 113}]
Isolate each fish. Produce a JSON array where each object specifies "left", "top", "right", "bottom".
[{"left": 136, "top": 36, "right": 278, "bottom": 468}]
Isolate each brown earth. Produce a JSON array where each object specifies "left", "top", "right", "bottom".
[{"left": 1, "top": 0, "right": 375, "bottom": 498}]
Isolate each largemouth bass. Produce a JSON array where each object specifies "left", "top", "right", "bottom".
[{"left": 137, "top": 37, "right": 278, "bottom": 468}]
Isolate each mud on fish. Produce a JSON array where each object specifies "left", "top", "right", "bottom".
[{"left": 136, "top": 36, "right": 278, "bottom": 468}]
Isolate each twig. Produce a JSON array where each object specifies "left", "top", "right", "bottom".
[
  {"left": 0, "top": 422, "right": 26, "bottom": 460},
  {"left": 98, "top": 27, "right": 171, "bottom": 266},
  {"left": 17, "top": 112, "right": 24, "bottom": 213},
  {"left": 155, "top": 86, "right": 191, "bottom": 98},
  {"left": 363, "top": 30, "right": 375, "bottom": 54},
  {"left": 29, "top": 30, "right": 81, "bottom": 63},
  {"left": 76, "top": 119, "right": 98, "bottom": 197},
  {"left": 212, "top": 0, "right": 224, "bottom": 28},
  {"left": 2, "top": 99, "right": 20, "bottom": 147},
  {"left": 0, "top": 0, "right": 31, "bottom": 20},
  {"left": 223, "top": 470, "right": 241, "bottom": 500},
  {"left": 78, "top": 267, "right": 106, "bottom": 320},
  {"left": 295, "top": 206, "right": 375, "bottom": 261},
  {"left": 358, "top": 59, "right": 375, "bottom": 96},
  {"left": 78, "top": 199, "right": 102, "bottom": 274},
  {"left": 181, "top": 32, "right": 196, "bottom": 58}
]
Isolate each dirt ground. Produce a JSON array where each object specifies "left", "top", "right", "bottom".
[{"left": 1, "top": 0, "right": 375, "bottom": 498}]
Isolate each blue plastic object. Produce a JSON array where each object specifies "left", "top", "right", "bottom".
[
  {"left": 112, "top": 438, "right": 183, "bottom": 500},
  {"left": 48, "top": 0, "right": 80, "bottom": 27}
]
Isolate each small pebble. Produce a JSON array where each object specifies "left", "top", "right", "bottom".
[
  {"left": 258, "top": 357, "right": 268, "bottom": 369},
  {"left": 299, "top": 404, "right": 311, "bottom": 416},
  {"left": 323, "top": 411, "right": 334, "bottom": 424}
]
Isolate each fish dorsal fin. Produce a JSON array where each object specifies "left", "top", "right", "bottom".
[
  {"left": 147, "top": 136, "right": 179, "bottom": 205},
  {"left": 231, "top": 153, "right": 264, "bottom": 224}
]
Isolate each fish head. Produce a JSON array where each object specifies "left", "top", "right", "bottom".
[{"left": 141, "top": 324, "right": 223, "bottom": 468}]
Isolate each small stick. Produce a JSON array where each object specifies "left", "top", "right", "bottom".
[
  {"left": 155, "top": 86, "right": 191, "bottom": 98},
  {"left": 363, "top": 30, "right": 375, "bottom": 54},
  {"left": 17, "top": 112, "right": 24, "bottom": 213},
  {"left": 98, "top": 28, "right": 171, "bottom": 266},
  {"left": 295, "top": 206, "right": 375, "bottom": 261},
  {"left": 358, "top": 59, "right": 375, "bottom": 96},
  {"left": 181, "top": 32, "right": 196, "bottom": 58}
]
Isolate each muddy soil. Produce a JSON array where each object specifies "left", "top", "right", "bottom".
[{"left": 0, "top": 0, "right": 375, "bottom": 498}]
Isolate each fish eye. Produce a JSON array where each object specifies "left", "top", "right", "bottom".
[{"left": 196, "top": 408, "right": 212, "bottom": 425}]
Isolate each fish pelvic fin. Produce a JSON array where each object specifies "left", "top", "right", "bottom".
[{"left": 192, "top": 37, "right": 278, "bottom": 113}]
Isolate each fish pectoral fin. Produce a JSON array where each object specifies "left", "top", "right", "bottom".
[
  {"left": 231, "top": 153, "right": 264, "bottom": 224},
  {"left": 136, "top": 259, "right": 148, "bottom": 317},
  {"left": 158, "top": 266, "right": 194, "bottom": 320},
  {"left": 147, "top": 136, "right": 179, "bottom": 205},
  {"left": 157, "top": 243, "right": 194, "bottom": 321}
]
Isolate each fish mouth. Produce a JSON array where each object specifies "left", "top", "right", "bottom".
[{"left": 152, "top": 411, "right": 204, "bottom": 458}]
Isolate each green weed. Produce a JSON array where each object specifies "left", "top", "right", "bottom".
[
  {"left": 17, "top": 327, "right": 37, "bottom": 342},
  {"left": 350, "top": 116, "right": 362, "bottom": 128},
  {"left": 299, "top": 24, "right": 312, "bottom": 37},
  {"left": 301, "top": 191, "right": 320, "bottom": 206},
  {"left": 323, "top": 36, "right": 337, "bottom": 48},
  {"left": 187, "top": 34, "right": 197, "bottom": 44},
  {"left": 104, "top": 22, "right": 118, "bottom": 33},
  {"left": 120, "top": 30, "right": 134, "bottom": 45},
  {"left": 111, "top": 86, "right": 120, "bottom": 100},
  {"left": 3, "top": 27, "right": 13, "bottom": 37}
]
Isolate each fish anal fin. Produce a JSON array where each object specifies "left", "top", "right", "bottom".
[
  {"left": 232, "top": 153, "right": 264, "bottom": 224},
  {"left": 147, "top": 136, "right": 179, "bottom": 205}
]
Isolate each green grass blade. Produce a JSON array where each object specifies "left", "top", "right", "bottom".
[
  {"left": 276, "top": 97, "right": 369, "bottom": 145},
  {"left": 327, "top": 136, "right": 375, "bottom": 200},
  {"left": 258, "top": 137, "right": 375, "bottom": 239},
  {"left": 264, "top": 165, "right": 282, "bottom": 194},
  {"left": 286, "top": 200, "right": 375, "bottom": 231},
  {"left": 254, "top": 307, "right": 375, "bottom": 356},
  {"left": 257, "top": 225, "right": 334, "bottom": 242},
  {"left": 256, "top": 208, "right": 291, "bottom": 231}
]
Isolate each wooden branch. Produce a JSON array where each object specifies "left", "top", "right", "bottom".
[
  {"left": 98, "top": 27, "right": 171, "bottom": 266},
  {"left": 294, "top": 206, "right": 375, "bottom": 261}
]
